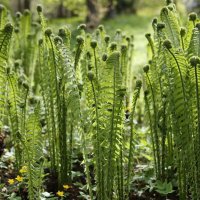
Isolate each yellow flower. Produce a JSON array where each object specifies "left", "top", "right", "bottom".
[
  {"left": 56, "top": 191, "right": 64, "bottom": 197},
  {"left": 15, "top": 175, "right": 23, "bottom": 182},
  {"left": 19, "top": 166, "right": 27, "bottom": 173},
  {"left": 63, "top": 184, "right": 71, "bottom": 189},
  {"left": 8, "top": 179, "right": 14, "bottom": 185}
]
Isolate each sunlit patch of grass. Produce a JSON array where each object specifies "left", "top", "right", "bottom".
[{"left": 102, "top": 13, "right": 154, "bottom": 74}]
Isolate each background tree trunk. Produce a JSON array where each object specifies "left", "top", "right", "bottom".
[
  {"left": 116, "top": 0, "right": 138, "bottom": 14},
  {"left": 57, "top": 0, "right": 65, "bottom": 18},
  {"left": 86, "top": 0, "right": 100, "bottom": 28},
  {"left": 18, "top": 0, "right": 22, "bottom": 12},
  {"left": 104, "top": 0, "right": 116, "bottom": 19},
  {"left": 24, "top": 0, "right": 31, "bottom": 10}
]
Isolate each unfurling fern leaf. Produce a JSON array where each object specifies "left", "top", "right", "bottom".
[
  {"left": 0, "top": 23, "right": 13, "bottom": 131},
  {"left": 160, "top": 6, "right": 181, "bottom": 49}
]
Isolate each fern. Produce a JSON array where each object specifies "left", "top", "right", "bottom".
[
  {"left": 0, "top": 5, "right": 8, "bottom": 30},
  {"left": 22, "top": 102, "right": 44, "bottom": 200},
  {"left": 145, "top": 1, "right": 200, "bottom": 199},
  {"left": 0, "top": 23, "right": 13, "bottom": 132},
  {"left": 0, "top": 5, "right": 142, "bottom": 200},
  {"left": 160, "top": 6, "right": 181, "bottom": 49},
  {"left": 103, "top": 51, "right": 123, "bottom": 199},
  {"left": 126, "top": 80, "right": 142, "bottom": 195}
]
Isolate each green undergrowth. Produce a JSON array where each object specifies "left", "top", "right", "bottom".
[{"left": 1, "top": 1, "right": 199, "bottom": 200}]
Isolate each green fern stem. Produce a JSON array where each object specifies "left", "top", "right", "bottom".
[
  {"left": 46, "top": 35, "right": 60, "bottom": 178},
  {"left": 160, "top": 99, "right": 167, "bottom": 180},
  {"left": 117, "top": 161, "right": 121, "bottom": 199},
  {"left": 127, "top": 82, "right": 141, "bottom": 195},
  {"left": 74, "top": 37, "right": 84, "bottom": 70},
  {"left": 166, "top": 119, "right": 173, "bottom": 175},
  {"left": 90, "top": 79, "right": 102, "bottom": 200},
  {"left": 69, "top": 122, "right": 73, "bottom": 182},
  {"left": 21, "top": 84, "right": 29, "bottom": 130},
  {"left": 38, "top": 43, "right": 54, "bottom": 170},
  {"left": 167, "top": 49, "right": 188, "bottom": 198},
  {"left": 59, "top": 88, "right": 68, "bottom": 184},
  {"left": 107, "top": 62, "right": 117, "bottom": 200},
  {"left": 47, "top": 35, "right": 61, "bottom": 114},
  {"left": 144, "top": 91, "right": 157, "bottom": 175},
  {"left": 119, "top": 127, "right": 125, "bottom": 200},
  {"left": 7, "top": 74, "right": 21, "bottom": 168},
  {"left": 80, "top": 120, "right": 94, "bottom": 199},
  {"left": 194, "top": 65, "right": 200, "bottom": 150},
  {"left": 117, "top": 150, "right": 124, "bottom": 200},
  {"left": 146, "top": 34, "right": 155, "bottom": 55},
  {"left": 93, "top": 48, "right": 99, "bottom": 83},
  {"left": 114, "top": 98, "right": 124, "bottom": 200},
  {"left": 117, "top": 133, "right": 125, "bottom": 200},
  {"left": 21, "top": 86, "right": 29, "bottom": 165},
  {"left": 167, "top": 49, "right": 186, "bottom": 99},
  {"left": 193, "top": 63, "right": 200, "bottom": 196},
  {"left": 146, "top": 73, "right": 161, "bottom": 178}
]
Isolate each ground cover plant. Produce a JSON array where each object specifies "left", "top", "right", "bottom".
[{"left": 0, "top": 0, "right": 200, "bottom": 199}]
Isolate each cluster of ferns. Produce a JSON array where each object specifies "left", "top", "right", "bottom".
[
  {"left": 1, "top": 0, "right": 200, "bottom": 199},
  {"left": 145, "top": 0, "right": 200, "bottom": 199}
]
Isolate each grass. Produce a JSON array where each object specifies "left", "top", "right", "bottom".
[{"left": 103, "top": 13, "right": 156, "bottom": 74}]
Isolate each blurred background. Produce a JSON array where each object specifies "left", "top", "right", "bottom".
[
  {"left": 1, "top": 0, "right": 199, "bottom": 25},
  {"left": 0, "top": 0, "right": 198, "bottom": 21},
  {"left": 0, "top": 0, "right": 199, "bottom": 71}
]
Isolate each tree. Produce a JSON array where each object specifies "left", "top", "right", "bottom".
[
  {"left": 57, "top": 0, "right": 65, "bottom": 17},
  {"left": 15, "top": 0, "right": 31, "bottom": 11},
  {"left": 24, "top": 0, "right": 31, "bottom": 10},
  {"left": 86, "top": 0, "right": 100, "bottom": 28},
  {"left": 104, "top": 0, "right": 116, "bottom": 19},
  {"left": 104, "top": 0, "right": 139, "bottom": 19},
  {"left": 116, "top": 0, "right": 138, "bottom": 14},
  {"left": 17, "top": 0, "right": 22, "bottom": 11}
]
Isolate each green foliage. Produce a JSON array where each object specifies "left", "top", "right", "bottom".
[
  {"left": 5, "top": 1, "right": 199, "bottom": 200},
  {"left": 22, "top": 102, "right": 44, "bottom": 200},
  {"left": 76, "top": 24, "right": 139, "bottom": 199},
  {"left": 144, "top": 1, "right": 200, "bottom": 199},
  {"left": 155, "top": 180, "right": 174, "bottom": 195},
  {"left": 0, "top": 23, "right": 13, "bottom": 129},
  {"left": 0, "top": 7, "right": 44, "bottom": 200},
  {"left": 0, "top": 4, "right": 144, "bottom": 199}
]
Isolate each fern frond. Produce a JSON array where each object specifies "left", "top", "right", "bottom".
[
  {"left": 160, "top": 7, "right": 181, "bottom": 49},
  {"left": 0, "top": 23, "right": 13, "bottom": 128},
  {"left": 0, "top": 5, "right": 8, "bottom": 29},
  {"left": 23, "top": 103, "right": 44, "bottom": 200},
  {"left": 187, "top": 27, "right": 200, "bottom": 58},
  {"left": 126, "top": 80, "right": 142, "bottom": 194}
]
